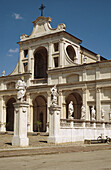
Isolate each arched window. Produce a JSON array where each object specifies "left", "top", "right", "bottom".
[{"left": 34, "top": 47, "right": 48, "bottom": 79}]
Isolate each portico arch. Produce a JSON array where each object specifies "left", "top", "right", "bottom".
[
  {"left": 66, "top": 92, "right": 82, "bottom": 119},
  {"left": 34, "top": 47, "right": 48, "bottom": 79},
  {"left": 33, "top": 95, "right": 47, "bottom": 132},
  {"left": 6, "top": 98, "right": 16, "bottom": 131}
]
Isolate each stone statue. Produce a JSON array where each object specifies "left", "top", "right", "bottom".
[
  {"left": 81, "top": 105, "right": 86, "bottom": 120},
  {"left": 16, "top": 78, "right": 26, "bottom": 102},
  {"left": 51, "top": 85, "right": 58, "bottom": 105},
  {"left": 68, "top": 101, "right": 74, "bottom": 119},
  {"left": 101, "top": 107, "right": 105, "bottom": 120},
  {"left": 91, "top": 106, "right": 96, "bottom": 121}
]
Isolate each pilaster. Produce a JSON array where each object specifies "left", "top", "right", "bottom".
[
  {"left": 18, "top": 48, "right": 24, "bottom": 73},
  {"left": 48, "top": 42, "right": 52, "bottom": 69},
  {"left": 28, "top": 48, "right": 33, "bottom": 72},
  {"left": 82, "top": 88, "right": 88, "bottom": 120},
  {"left": 59, "top": 39, "right": 64, "bottom": 67},
  {"left": 96, "top": 87, "right": 101, "bottom": 121}
]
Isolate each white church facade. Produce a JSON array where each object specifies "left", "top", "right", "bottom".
[{"left": 0, "top": 15, "right": 111, "bottom": 138}]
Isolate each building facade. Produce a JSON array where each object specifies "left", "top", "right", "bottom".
[{"left": 0, "top": 16, "right": 111, "bottom": 133}]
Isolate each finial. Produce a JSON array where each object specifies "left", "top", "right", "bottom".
[
  {"left": 2, "top": 70, "right": 5, "bottom": 76},
  {"left": 39, "top": 3, "right": 45, "bottom": 16}
]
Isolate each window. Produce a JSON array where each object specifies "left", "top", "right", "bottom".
[
  {"left": 66, "top": 45, "right": 76, "bottom": 62},
  {"left": 24, "top": 50, "right": 28, "bottom": 58},
  {"left": 54, "top": 57, "right": 58, "bottom": 67},
  {"left": 54, "top": 43, "right": 59, "bottom": 52}
]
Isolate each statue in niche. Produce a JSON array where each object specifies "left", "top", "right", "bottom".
[
  {"left": 101, "top": 107, "right": 105, "bottom": 121},
  {"left": 68, "top": 101, "right": 74, "bottom": 119},
  {"left": 16, "top": 77, "right": 26, "bottom": 102},
  {"left": 81, "top": 105, "right": 86, "bottom": 120},
  {"left": 51, "top": 85, "right": 58, "bottom": 105},
  {"left": 91, "top": 106, "right": 96, "bottom": 121}
]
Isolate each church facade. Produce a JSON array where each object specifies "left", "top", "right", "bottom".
[{"left": 0, "top": 16, "right": 111, "bottom": 133}]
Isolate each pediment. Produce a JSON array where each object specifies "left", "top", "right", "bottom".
[{"left": 20, "top": 16, "right": 66, "bottom": 41}]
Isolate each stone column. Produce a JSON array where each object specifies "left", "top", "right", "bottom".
[
  {"left": 82, "top": 88, "right": 88, "bottom": 120},
  {"left": 59, "top": 91, "right": 64, "bottom": 119},
  {"left": 96, "top": 88, "right": 101, "bottom": 121},
  {"left": 12, "top": 102, "right": 29, "bottom": 146},
  {"left": 59, "top": 39, "right": 64, "bottom": 67},
  {"left": 28, "top": 48, "right": 32, "bottom": 72},
  {"left": 18, "top": 48, "right": 24, "bottom": 73},
  {"left": 48, "top": 42, "right": 52, "bottom": 69},
  {"left": 48, "top": 104, "right": 61, "bottom": 143}
]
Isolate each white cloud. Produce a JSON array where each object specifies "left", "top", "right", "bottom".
[
  {"left": 9, "top": 48, "right": 19, "bottom": 53},
  {"left": 13, "top": 13, "right": 23, "bottom": 20}
]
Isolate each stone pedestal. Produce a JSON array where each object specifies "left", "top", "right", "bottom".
[
  {"left": 12, "top": 102, "right": 29, "bottom": 147},
  {"left": 48, "top": 104, "right": 61, "bottom": 143}
]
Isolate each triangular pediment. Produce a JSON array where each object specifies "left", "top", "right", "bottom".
[{"left": 20, "top": 16, "right": 66, "bottom": 41}]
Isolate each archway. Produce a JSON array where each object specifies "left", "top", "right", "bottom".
[
  {"left": 6, "top": 98, "right": 16, "bottom": 131},
  {"left": 66, "top": 92, "right": 82, "bottom": 119},
  {"left": 33, "top": 96, "right": 47, "bottom": 132},
  {"left": 34, "top": 47, "right": 48, "bottom": 79}
]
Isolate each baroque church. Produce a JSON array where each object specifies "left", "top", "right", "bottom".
[{"left": 0, "top": 10, "right": 111, "bottom": 134}]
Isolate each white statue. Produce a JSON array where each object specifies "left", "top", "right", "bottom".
[
  {"left": 68, "top": 101, "right": 74, "bottom": 119},
  {"left": 91, "top": 106, "right": 96, "bottom": 121},
  {"left": 16, "top": 78, "right": 26, "bottom": 102},
  {"left": 81, "top": 105, "right": 86, "bottom": 120},
  {"left": 51, "top": 85, "right": 58, "bottom": 105},
  {"left": 101, "top": 107, "right": 105, "bottom": 120}
]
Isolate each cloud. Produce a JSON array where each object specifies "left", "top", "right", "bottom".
[
  {"left": 13, "top": 13, "right": 23, "bottom": 20},
  {"left": 9, "top": 48, "right": 19, "bottom": 53},
  {"left": 8, "top": 48, "right": 19, "bottom": 57}
]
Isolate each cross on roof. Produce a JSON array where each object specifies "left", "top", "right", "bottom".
[{"left": 39, "top": 3, "right": 45, "bottom": 16}]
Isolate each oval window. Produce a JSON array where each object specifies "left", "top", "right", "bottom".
[{"left": 66, "top": 45, "right": 76, "bottom": 62}]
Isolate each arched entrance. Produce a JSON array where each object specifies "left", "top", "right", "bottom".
[
  {"left": 33, "top": 96, "right": 47, "bottom": 132},
  {"left": 66, "top": 92, "right": 82, "bottom": 119},
  {"left": 34, "top": 47, "right": 48, "bottom": 79},
  {"left": 6, "top": 98, "right": 16, "bottom": 131}
]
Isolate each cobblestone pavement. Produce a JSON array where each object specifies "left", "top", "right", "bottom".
[{"left": 0, "top": 133, "right": 111, "bottom": 158}]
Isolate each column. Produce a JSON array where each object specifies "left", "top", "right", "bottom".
[
  {"left": 28, "top": 48, "right": 33, "bottom": 72},
  {"left": 82, "top": 88, "right": 88, "bottom": 120},
  {"left": 12, "top": 102, "right": 29, "bottom": 146},
  {"left": 48, "top": 42, "right": 52, "bottom": 69},
  {"left": 59, "top": 39, "right": 64, "bottom": 67},
  {"left": 48, "top": 105, "right": 61, "bottom": 144},
  {"left": 96, "top": 88, "right": 101, "bottom": 121},
  {"left": 26, "top": 93, "right": 31, "bottom": 132},
  {"left": 46, "top": 92, "right": 50, "bottom": 132},
  {"left": 18, "top": 48, "right": 24, "bottom": 73},
  {"left": 59, "top": 91, "right": 64, "bottom": 119},
  {"left": 0, "top": 97, "right": 6, "bottom": 132},
  {"left": 30, "top": 104, "right": 33, "bottom": 132}
]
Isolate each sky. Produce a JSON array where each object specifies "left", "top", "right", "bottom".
[{"left": 0, "top": 0, "right": 111, "bottom": 76}]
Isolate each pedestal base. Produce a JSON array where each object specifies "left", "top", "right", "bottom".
[
  {"left": 12, "top": 136, "right": 29, "bottom": 147},
  {"left": 48, "top": 136, "right": 61, "bottom": 144}
]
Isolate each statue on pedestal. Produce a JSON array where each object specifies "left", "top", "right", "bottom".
[
  {"left": 51, "top": 85, "right": 58, "bottom": 106},
  {"left": 81, "top": 105, "right": 86, "bottom": 120},
  {"left": 91, "top": 106, "right": 96, "bottom": 121},
  {"left": 16, "top": 77, "right": 26, "bottom": 102},
  {"left": 68, "top": 101, "right": 74, "bottom": 119}
]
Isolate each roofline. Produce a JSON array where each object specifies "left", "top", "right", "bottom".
[
  {"left": 80, "top": 46, "right": 107, "bottom": 60},
  {"left": 17, "top": 30, "right": 82, "bottom": 45}
]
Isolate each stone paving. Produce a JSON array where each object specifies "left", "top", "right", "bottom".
[{"left": 0, "top": 133, "right": 111, "bottom": 158}]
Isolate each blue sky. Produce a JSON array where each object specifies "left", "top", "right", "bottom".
[{"left": 0, "top": 0, "right": 111, "bottom": 76}]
